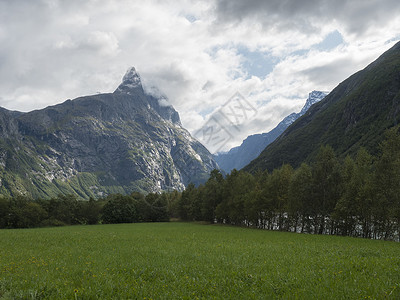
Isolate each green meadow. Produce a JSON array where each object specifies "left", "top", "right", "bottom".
[{"left": 0, "top": 222, "right": 399, "bottom": 299}]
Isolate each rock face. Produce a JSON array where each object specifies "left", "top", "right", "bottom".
[
  {"left": 0, "top": 67, "right": 218, "bottom": 198},
  {"left": 214, "top": 91, "right": 327, "bottom": 173},
  {"left": 245, "top": 41, "right": 400, "bottom": 172}
]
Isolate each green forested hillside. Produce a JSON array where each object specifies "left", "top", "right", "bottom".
[
  {"left": 177, "top": 127, "right": 400, "bottom": 241},
  {"left": 245, "top": 41, "right": 400, "bottom": 172}
]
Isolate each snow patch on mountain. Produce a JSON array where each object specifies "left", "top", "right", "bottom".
[
  {"left": 300, "top": 91, "right": 329, "bottom": 115},
  {"left": 115, "top": 67, "right": 143, "bottom": 94},
  {"left": 214, "top": 90, "right": 328, "bottom": 173},
  {"left": 122, "top": 67, "right": 141, "bottom": 88}
]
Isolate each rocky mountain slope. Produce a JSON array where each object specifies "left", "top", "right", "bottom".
[
  {"left": 214, "top": 91, "right": 327, "bottom": 173},
  {"left": 245, "top": 41, "right": 400, "bottom": 172},
  {"left": 0, "top": 67, "right": 218, "bottom": 198}
]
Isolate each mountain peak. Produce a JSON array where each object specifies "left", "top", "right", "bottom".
[
  {"left": 214, "top": 90, "right": 328, "bottom": 173},
  {"left": 300, "top": 90, "right": 328, "bottom": 115},
  {"left": 123, "top": 67, "right": 141, "bottom": 85},
  {"left": 0, "top": 65, "right": 218, "bottom": 197},
  {"left": 115, "top": 67, "right": 143, "bottom": 93}
]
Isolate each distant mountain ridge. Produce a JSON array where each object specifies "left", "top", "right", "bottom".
[
  {"left": 214, "top": 91, "right": 327, "bottom": 173},
  {"left": 245, "top": 41, "right": 400, "bottom": 172},
  {"left": 0, "top": 67, "right": 218, "bottom": 199}
]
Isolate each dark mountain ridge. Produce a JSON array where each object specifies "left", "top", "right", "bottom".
[{"left": 245, "top": 41, "right": 400, "bottom": 172}]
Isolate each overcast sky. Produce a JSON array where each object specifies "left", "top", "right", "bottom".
[{"left": 0, "top": 0, "right": 399, "bottom": 152}]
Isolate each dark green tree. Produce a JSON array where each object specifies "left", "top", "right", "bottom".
[
  {"left": 288, "top": 163, "right": 313, "bottom": 233},
  {"left": 373, "top": 127, "right": 400, "bottom": 239},
  {"left": 43, "top": 194, "right": 81, "bottom": 225},
  {"left": 333, "top": 156, "right": 357, "bottom": 236},
  {"left": 267, "top": 164, "right": 293, "bottom": 231},
  {"left": 201, "top": 169, "right": 224, "bottom": 222},
  {"left": 178, "top": 183, "right": 197, "bottom": 221},
  {"left": 312, "top": 145, "right": 342, "bottom": 234},
  {"left": 353, "top": 148, "right": 374, "bottom": 238},
  {"left": 78, "top": 198, "right": 101, "bottom": 225},
  {"left": 142, "top": 193, "right": 169, "bottom": 222},
  {"left": 101, "top": 194, "right": 137, "bottom": 224},
  {"left": 165, "top": 190, "right": 181, "bottom": 219},
  {"left": 244, "top": 171, "right": 264, "bottom": 228},
  {"left": 216, "top": 170, "right": 255, "bottom": 226},
  {"left": 0, "top": 197, "right": 9, "bottom": 228},
  {"left": 7, "top": 196, "right": 47, "bottom": 228}
]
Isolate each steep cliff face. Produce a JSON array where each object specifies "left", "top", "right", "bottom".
[{"left": 0, "top": 67, "right": 218, "bottom": 198}]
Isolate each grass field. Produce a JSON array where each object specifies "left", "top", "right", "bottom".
[{"left": 0, "top": 223, "right": 399, "bottom": 299}]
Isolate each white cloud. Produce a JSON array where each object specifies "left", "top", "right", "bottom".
[{"left": 0, "top": 0, "right": 399, "bottom": 152}]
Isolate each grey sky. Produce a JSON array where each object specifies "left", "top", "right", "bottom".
[
  {"left": 0, "top": 0, "right": 399, "bottom": 152},
  {"left": 215, "top": 0, "right": 400, "bottom": 35}
]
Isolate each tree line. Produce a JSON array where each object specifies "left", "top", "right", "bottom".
[
  {"left": 177, "top": 127, "right": 400, "bottom": 241},
  {"left": 0, "top": 191, "right": 179, "bottom": 229},
  {"left": 1, "top": 127, "right": 399, "bottom": 241}
]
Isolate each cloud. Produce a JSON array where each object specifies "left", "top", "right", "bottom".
[
  {"left": 214, "top": 0, "right": 400, "bottom": 37},
  {"left": 0, "top": 0, "right": 399, "bottom": 151}
]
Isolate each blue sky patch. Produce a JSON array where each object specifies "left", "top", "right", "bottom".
[
  {"left": 315, "top": 30, "right": 344, "bottom": 51},
  {"left": 237, "top": 46, "right": 279, "bottom": 79}
]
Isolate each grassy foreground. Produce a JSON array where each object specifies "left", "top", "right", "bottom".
[{"left": 0, "top": 223, "right": 399, "bottom": 299}]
